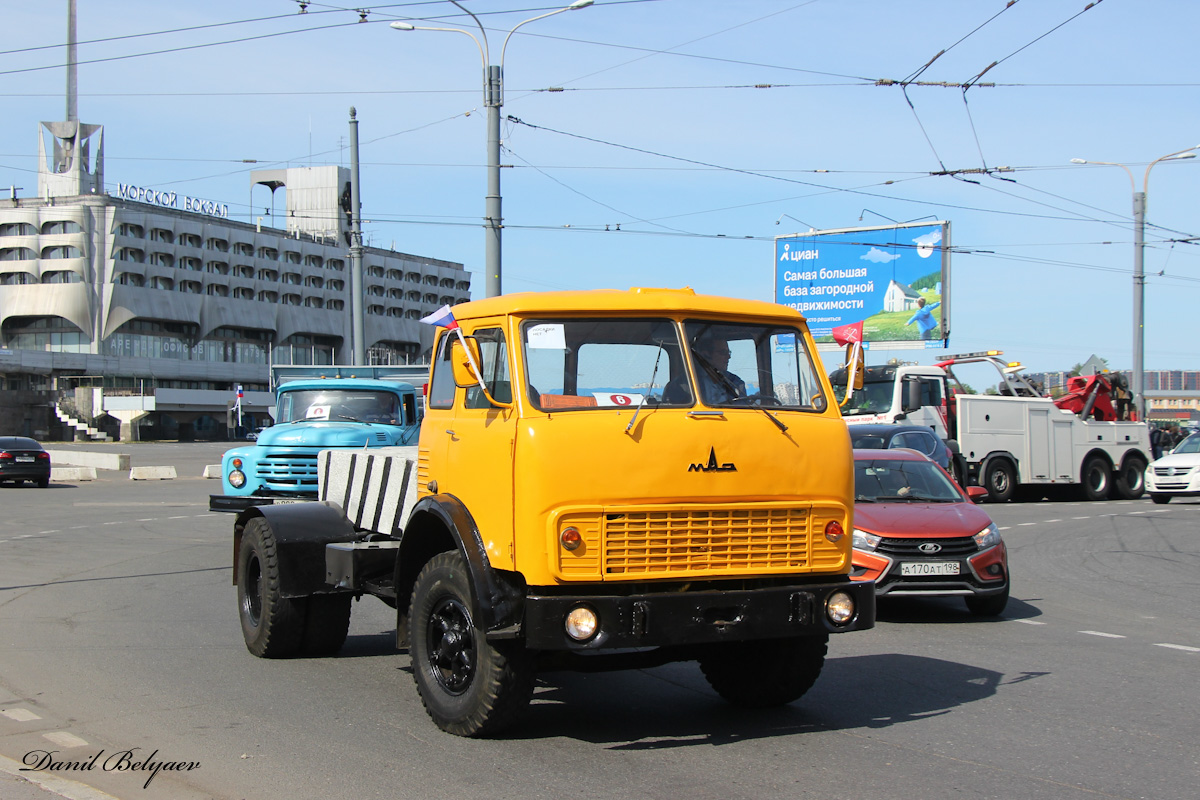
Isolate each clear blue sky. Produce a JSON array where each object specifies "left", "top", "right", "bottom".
[{"left": 3, "top": 0, "right": 1197, "bottom": 374}]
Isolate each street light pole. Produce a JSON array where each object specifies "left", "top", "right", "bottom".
[
  {"left": 392, "top": 0, "right": 593, "bottom": 298},
  {"left": 1070, "top": 146, "right": 1199, "bottom": 421}
]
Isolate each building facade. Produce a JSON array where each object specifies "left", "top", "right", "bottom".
[{"left": 0, "top": 118, "right": 470, "bottom": 440}]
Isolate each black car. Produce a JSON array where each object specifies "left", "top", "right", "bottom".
[
  {"left": 0, "top": 436, "right": 51, "bottom": 487},
  {"left": 846, "top": 423, "right": 962, "bottom": 483}
]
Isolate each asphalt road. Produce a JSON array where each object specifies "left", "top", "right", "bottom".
[{"left": 1, "top": 443, "right": 1197, "bottom": 800}]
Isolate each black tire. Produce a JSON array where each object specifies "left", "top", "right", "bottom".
[
  {"left": 237, "top": 517, "right": 307, "bottom": 658},
  {"left": 1081, "top": 456, "right": 1112, "bottom": 501},
  {"left": 37, "top": 477, "right": 49, "bottom": 488},
  {"left": 983, "top": 460, "right": 1016, "bottom": 503},
  {"left": 966, "top": 585, "right": 1009, "bottom": 617},
  {"left": 302, "top": 594, "right": 352, "bottom": 656},
  {"left": 1151, "top": 493, "right": 1171, "bottom": 505},
  {"left": 699, "top": 635, "right": 828, "bottom": 708},
  {"left": 1113, "top": 457, "right": 1147, "bottom": 500},
  {"left": 408, "top": 552, "right": 535, "bottom": 737}
]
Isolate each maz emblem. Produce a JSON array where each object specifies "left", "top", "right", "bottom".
[
  {"left": 918, "top": 542, "right": 942, "bottom": 554},
  {"left": 689, "top": 447, "right": 737, "bottom": 473}
]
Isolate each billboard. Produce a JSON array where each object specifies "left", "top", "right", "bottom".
[{"left": 775, "top": 221, "right": 950, "bottom": 350}]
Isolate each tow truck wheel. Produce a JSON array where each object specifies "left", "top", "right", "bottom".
[
  {"left": 238, "top": 517, "right": 307, "bottom": 658},
  {"left": 699, "top": 635, "right": 827, "bottom": 708},
  {"left": 1113, "top": 457, "right": 1146, "bottom": 500},
  {"left": 409, "top": 552, "right": 535, "bottom": 737},
  {"left": 1081, "top": 456, "right": 1112, "bottom": 501},
  {"left": 983, "top": 460, "right": 1016, "bottom": 503}
]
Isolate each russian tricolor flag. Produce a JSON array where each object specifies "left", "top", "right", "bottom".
[{"left": 419, "top": 304, "right": 459, "bottom": 329}]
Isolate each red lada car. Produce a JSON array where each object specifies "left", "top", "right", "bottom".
[{"left": 851, "top": 448, "right": 1009, "bottom": 616}]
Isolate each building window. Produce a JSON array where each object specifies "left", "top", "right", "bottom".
[
  {"left": 233, "top": 287, "right": 255, "bottom": 300},
  {"left": 304, "top": 255, "right": 324, "bottom": 268},
  {"left": 304, "top": 275, "right": 324, "bottom": 288},
  {"left": 41, "top": 270, "right": 83, "bottom": 284},
  {"left": 257, "top": 268, "right": 278, "bottom": 282},
  {"left": 0, "top": 247, "right": 37, "bottom": 261},
  {"left": 327, "top": 299, "right": 344, "bottom": 311},
  {"left": 0, "top": 272, "right": 36, "bottom": 285},
  {"left": 327, "top": 259, "right": 345, "bottom": 272},
  {"left": 205, "top": 238, "right": 229, "bottom": 252},
  {"left": 367, "top": 265, "right": 385, "bottom": 278},
  {"left": 179, "top": 280, "right": 202, "bottom": 294},
  {"left": 181, "top": 257, "right": 202, "bottom": 271},
  {"left": 257, "top": 247, "right": 278, "bottom": 260},
  {"left": 367, "top": 304, "right": 385, "bottom": 315},
  {"left": 283, "top": 272, "right": 301, "bottom": 285},
  {"left": 273, "top": 333, "right": 337, "bottom": 366},
  {"left": 233, "top": 242, "right": 254, "bottom": 256},
  {"left": 206, "top": 284, "right": 229, "bottom": 297},
  {"left": 0, "top": 223, "right": 37, "bottom": 237},
  {"left": 151, "top": 276, "right": 174, "bottom": 290},
  {"left": 234, "top": 264, "right": 255, "bottom": 278},
  {"left": 327, "top": 279, "right": 345, "bottom": 292},
  {"left": 148, "top": 252, "right": 173, "bottom": 267},
  {"left": 41, "top": 245, "right": 84, "bottom": 259},
  {"left": 115, "top": 272, "right": 145, "bottom": 287},
  {"left": 303, "top": 296, "right": 324, "bottom": 308},
  {"left": 206, "top": 261, "right": 230, "bottom": 275},
  {"left": 149, "top": 228, "right": 174, "bottom": 243},
  {"left": 283, "top": 251, "right": 301, "bottom": 265},
  {"left": 283, "top": 293, "right": 302, "bottom": 306},
  {"left": 179, "top": 233, "right": 202, "bottom": 248},
  {"left": 257, "top": 290, "right": 278, "bottom": 303},
  {"left": 2, "top": 316, "right": 91, "bottom": 353},
  {"left": 41, "top": 220, "right": 84, "bottom": 235}
]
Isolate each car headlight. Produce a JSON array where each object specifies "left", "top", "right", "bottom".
[
  {"left": 228, "top": 469, "right": 246, "bottom": 489},
  {"left": 973, "top": 522, "right": 1001, "bottom": 550},
  {"left": 852, "top": 529, "right": 881, "bottom": 551}
]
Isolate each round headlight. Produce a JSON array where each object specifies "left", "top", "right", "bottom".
[
  {"left": 564, "top": 606, "right": 598, "bottom": 641},
  {"left": 560, "top": 526, "right": 582, "bottom": 551},
  {"left": 825, "top": 591, "right": 856, "bottom": 626},
  {"left": 228, "top": 469, "right": 246, "bottom": 489}
]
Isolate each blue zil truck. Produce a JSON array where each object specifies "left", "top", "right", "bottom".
[{"left": 209, "top": 365, "right": 426, "bottom": 512}]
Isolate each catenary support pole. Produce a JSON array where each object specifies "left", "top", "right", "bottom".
[{"left": 349, "top": 107, "right": 366, "bottom": 366}]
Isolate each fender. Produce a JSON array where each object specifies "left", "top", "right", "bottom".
[
  {"left": 233, "top": 502, "right": 358, "bottom": 598},
  {"left": 397, "top": 494, "right": 525, "bottom": 638},
  {"left": 978, "top": 451, "right": 1019, "bottom": 482}
]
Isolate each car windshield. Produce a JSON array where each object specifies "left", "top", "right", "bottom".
[
  {"left": 1172, "top": 434, "right": 1200, "bottom": 454},
  {"left": 276, "top": 389, "right": 401, "bottom": 424},
  {"left": 838, "top": 377, "right": 896, "bottom": 416},
  {"left": 854, "top": 458, "right": 961, "bottom": 502}
]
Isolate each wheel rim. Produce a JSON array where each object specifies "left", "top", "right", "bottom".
[
  {"left": 991, "top": 467, "right": 1009, "bottom": 494},
  {"left": 1125, "top": 464, "right": 1144, "bottom": 492},
  {"left": 242, "top": 553, "right": 263, "bottom": 627},
  {"left": 1088, "top": 466, "right": 1107, "bottom": 494},
  {"left": 426, "top": 596, "right": 476, "bottom": 695}
]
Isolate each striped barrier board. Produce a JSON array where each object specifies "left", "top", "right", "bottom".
[{"left": 318, "top": 446, "right": 419, "bottom": 535}]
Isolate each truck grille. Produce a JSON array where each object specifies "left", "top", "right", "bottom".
[
  {"left": 556, "top": 504, "right": 847, "bottom": 580},
  {"left": 256, "top": 453, "right": 320, "bottom": 488}
]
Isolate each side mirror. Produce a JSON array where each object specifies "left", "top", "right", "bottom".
[
  {"left": 449, "top": 336, "right": 482, "bottom": 389},
  {"left": 838, "top": 342, "right": 864, "bottom": 408},
  {"left": 903, "top": 379, "right": 922, "bottom": 413},
  {"left": 966, "top": 486, "right": 988, "bottom": 503}
]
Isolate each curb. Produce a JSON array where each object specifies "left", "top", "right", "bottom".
[{"left": 129, "top": 466, "right": 177, "bottom": 481}]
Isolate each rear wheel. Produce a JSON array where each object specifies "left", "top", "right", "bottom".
[
  {"left": 1113, "top": 457, "right": 1146, "bottom": 500},
  {"left": 37, "top": 477, "right": 49, "bottom": 488},
  {"left": 699, "top": 635, "right": 828, "bottom": 708},
  {"left": 409, "top": 552, "right": 535, "bottom": 737},
  {"left": 1081, "top": 456, "right": 1112, "bottom": 501},
  {"left": 237, "top": 518, "right": 307, "bottom": 658},
  {"left": 1151, "top": 493, "right": 1171, "bottom": 505},
  {"left": 984, "top": 460, "right": 1016, "bottom": 502},
  {"left": 301, "top": 594, "right": 353, "bottom": 656}
]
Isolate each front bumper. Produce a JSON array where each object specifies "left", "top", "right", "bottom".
[
  {"left": 852, "top": 542, "right": 1008, "bottom": 598},
  {"left": 209, "top": 494, "right": 314, "bottom": 513},
  {"left": 521, "top": 579, "right": 874, "bottom": 650},
  {"left": 1146, "top": 469, "right": 1200, "bottom": 496}
]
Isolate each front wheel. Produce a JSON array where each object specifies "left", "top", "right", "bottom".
[
  {"left": 237, "top": 518, "right": 307, "bottom": 658},
  {"left": 965, "top": 585, "right": 1009, "bottom": 617},
  {"left": 699, "top": 635, "right": 828, "bottom": 708},
  {"left": 409, "top": 552, "right": 535, "bottom": 737},
  {"left": 1113, "top": 457, "right": 1146, "bottom": 500},
  {"left": 1151, "top": 493, "right": 1171, "bottom": 505},
  {"left": 984, "top": 460, "right": 1016, "bottom": 502},
  {"left": 1081, "top": 456, "right": 1112, "bottom": 501}
]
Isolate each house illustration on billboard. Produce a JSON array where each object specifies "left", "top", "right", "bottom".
[{"left": 883, "top": 279, "right": 922, "bottom": 312}]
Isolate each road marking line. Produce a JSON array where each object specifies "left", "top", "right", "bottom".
[
  {"left": 1, "top": 708, "right": 40, "bottom": 722},
  {"left": 997, "top": 526, "right": 1011, "bottom": 530},
  {"left": 1149, "top": 509, "right": 1169, "bottom": 513},
  {"left": 43, "top": 731, "right": 89, "bottom": 748},
  {"left": 1044, "top": 519, "right": 1062, "bottom": 523},
  {"left": 1128, "top": 511, "right": 1146, "bottom": 515},
  {"left": 136, "top": 518, "right": 157, "bottom": 522},
  {"left": 1014, "top": 619, "right": 1046, "bottom": 625},
  {"left": 167, "top": 515, "right": 191, "bottom": 520},
  {"left": 38, "top": 530, "right": 60, "bottom": 534},
  {"left": 1018, "top": 522, "right": 1038, "bottom": 526},
  {"left": 0, "top": 752, "right": 122, "bottom": 800},
  {"left": 1154, "top": 643, "right": 1200, "bottom": 653},
  {"left": 1072, "top": 516, "right": 1091, "bottom": 520},
  {"left": 1079, "top": 630, "right": 1126, "bottom": 639}
]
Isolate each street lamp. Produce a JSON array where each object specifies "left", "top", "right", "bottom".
[
  {"left": 391, "top": 0, "right": 593, "bottom": 298},
  {"left": 1070, "top": 146, "right": 1200, "bottom": 421}
]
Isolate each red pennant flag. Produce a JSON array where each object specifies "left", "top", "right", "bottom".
[{"left": 832, "top": 321, "right": 863, "bottom": 345}]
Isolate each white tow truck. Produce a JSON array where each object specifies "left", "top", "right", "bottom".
[{"left": 831, "top": 350, "right": 1151, "bottom": 501}]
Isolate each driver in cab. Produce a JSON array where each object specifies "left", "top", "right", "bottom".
[{"left": 694, "top": 335, "right": 746, "bottom": 404}]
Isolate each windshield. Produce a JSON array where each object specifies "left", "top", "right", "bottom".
[
  {"left": 682, "top": 320, "right": 826, "bottom": 411},
  {"left": 523, "top": 318, "right": 692, "bottom": 410},
  {"left": 839, "top": 377, "right": 895, "bottom": 416},
  {"left": 854, "top": 458, "right": 961, "bottom": 502},
  {"left": 1172, "top": 434, "right": 1200, "bottom": 454},
  {"left": 276, "top": 389, "right": 401, "bottom": 424}
]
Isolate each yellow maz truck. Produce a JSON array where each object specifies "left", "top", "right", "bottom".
[{"left": 232, "top": 287, "right": 873, "bottom": 737}]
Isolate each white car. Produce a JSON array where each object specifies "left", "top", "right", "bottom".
[{"left": 1146, "top": 433, "right": 1200, "bottom": 504}]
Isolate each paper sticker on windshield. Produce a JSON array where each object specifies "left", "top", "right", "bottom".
[
  {"left": 527, "top": 324, "right": 566, "bottom": 350},
  {"left": 306, "top": 404, "right": 331, "bottom": 419},
  {"left": 593, "top": 392, "right": 643, "bottom": 407}
]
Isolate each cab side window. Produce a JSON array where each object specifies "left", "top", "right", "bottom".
[
  {"left": 464, "top": 328, "right": 510, "bottom": 409},
  {"left": 428, "top": 334, "right": 456, "bottom": 410}
]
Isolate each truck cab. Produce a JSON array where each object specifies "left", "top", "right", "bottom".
[{"left": 210, "top": 377, "right": 421, "bottom": 512}]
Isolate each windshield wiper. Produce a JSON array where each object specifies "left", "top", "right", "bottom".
[
  {"left": 692, "top": 347, "right": 788, "bottom": 433},
  {"left": 625, "top": 343, "right": 666, "bottom": 435}
]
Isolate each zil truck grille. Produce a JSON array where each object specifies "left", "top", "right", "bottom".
[
  {"left": 603, "top": 507, "right": 811, "bottom": 576},
  {"left": 256, "top": 453, "right": 320, "bottom": 488}
]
